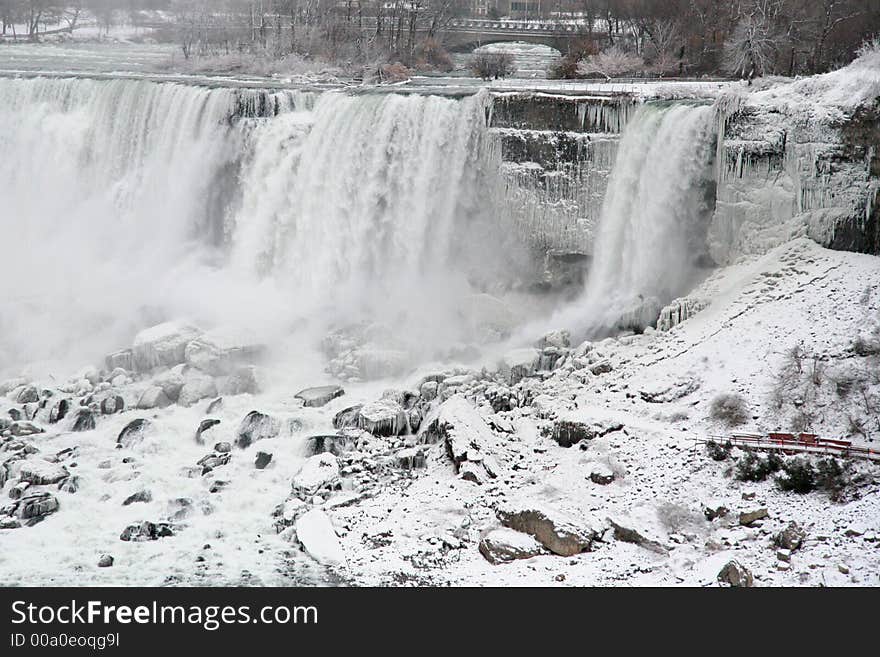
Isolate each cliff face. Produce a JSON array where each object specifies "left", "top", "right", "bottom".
[
  {"left": 710, "top": 96, "right": 880, "bottom": 265},
  {"left": 489, "top": 82, "right": 880, "bottom": 265},
  {"left": 488, "top": 93, "right": 635, "bottom": 256}
]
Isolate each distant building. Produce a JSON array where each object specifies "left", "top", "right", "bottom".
[{"left": 471, "top": 2, "right": 583, "bottom": 20}]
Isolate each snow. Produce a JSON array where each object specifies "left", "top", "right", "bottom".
[{"left": 295, "top": 509, "right": 346, "bottom": 567}]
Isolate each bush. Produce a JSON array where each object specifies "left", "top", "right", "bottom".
[
  {"left": 379, "top": 62, "right": 411, "bottom": 83},
  {"left": 657, "top": 502, "right": 705, "bottom": 533},
  {"left": 470, "top": 52, "right": 515, "bottom": 79},
  {"left": 577, "top": 46, "right": 645, "bottom": 79},
  {"left": 413, "top": 38, "right": 453, "bottom": 72},
  {"left": 706, "top": 440, "right": 732, "bottom": 461},
  {"left": 815, "top": 457, "right": 850, "bottom": 500},
  {"left": 709, "top": 393, "right": 750, "bottom": 426},
  {"left": 776, "top": 458, "right": 816, "bottom": 493},
  {"left": 735, "top": 451, "right": 783, "bottom": 482}
]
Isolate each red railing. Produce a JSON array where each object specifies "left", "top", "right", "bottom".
[{"left": 698, "top": 432, "right": 880, "bottom": 462}]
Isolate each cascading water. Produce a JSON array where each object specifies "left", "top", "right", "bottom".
[
  {"left": 0, "top": 77, "right": 528, "bottom": 376},
  {"left": 573, "top": 102, "right": 718, "bottom": 336}
]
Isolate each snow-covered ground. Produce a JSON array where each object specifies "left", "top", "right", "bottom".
[{"left": 2, "top": 239, "right": 878, "bottom": 587}]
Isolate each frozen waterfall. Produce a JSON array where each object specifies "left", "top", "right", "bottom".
[
  {"left": 576, "top": 102, "right": 717, "bottom": 335},
  {"left": 0, "top": 77, "right": 525, "bottom": 373}
]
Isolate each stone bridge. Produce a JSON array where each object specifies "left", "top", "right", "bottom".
[{"left": 442, "top": 19, "right": 582, "bottom": 52}]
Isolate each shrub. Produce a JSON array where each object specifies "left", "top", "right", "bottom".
[
  {"left": 413, "top": 38, "right": 453, "bottom": 72},
  {"left": 776, "top": 458, "right": 816, "bottom": 493},
  {"left": 815, "top": 457, "right": 850, "bottom": 500},
  {"left": 791, "top": 409, "right": 814, "bottom": 433},
  {"left": 706, "top": 440, "right": 732, "bottom": 461},
  {"left": 470, "top": 52, "right": 515, "bottom": 79},
  {"left": 380, "top": 62, "right": 411, "bottom": 83},
  {"left": 577, "top": 46, "right": 645, "bottom": 79},
  {"left": 709, "top": 393, "right": 750, "bottom": 426},
  {"left": 735, "top": 451, "right": 783, "bottom": 482}
]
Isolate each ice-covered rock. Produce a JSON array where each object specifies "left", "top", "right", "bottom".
[
  {"left": 71, "top": 408, "right": 96, "bottom": 432},
  {"left": 18, "top": 459, "right": 68, "bottom": 485},
  {"left": 657, "top": 296, "right": 707, "bottom": 331},
  {"left": 136, "top": 386, "right": 172, "bottom": 410},
  {"left": 15, "top": 492, "right": 60, "bottom": 522},
  {"left": 422, "top": 396, "right": 501, "bottom": 484},
  {"left": 497, "top": 501, "right": 601, "bottom": 557},
  {"left": 119, "top": 521, "right": 173, "bottom": 542},
  {"left": 295, "top": 509, "right": 345, "bottom": 566},
  {"left": 551, "top": 410, "right": 624, "bottom": 447},
  {"left": 235, "top": 411, "right": 280, "bottom": 449},
  {"left": 295, "top": 385, "right": 345, "bottom": 408},
  {"left": 105, "top": 349, "right": 135, "bottom": 372},
  {"left": 357, "top": 398, "right": 407, "bottom": 437},
  {"left": 479, "top": 528, "right": 545, "bottom": 564},
  {"left": 291, "top": 453, "right": 339, "bottom": 498},
  {"left": 498, "top": 348, "right": 541, "bottom": 385},
  {"left": 177, "top": 370, "right": 218, "bottom": 407},
  {"left": 132, "top": 321, "right": 201, "bottom": 372},
  {"left": 195, "top": 419, "right": 221, "bottom": 444},
  {"left": 117, "top": 418, "right": 152, "bottom": 449},
  {"left": 184, "top": 328, "right": 265, "bottom": 376},
  {"left": 48, "top": 398, "right": 71, "bottom": 424}
]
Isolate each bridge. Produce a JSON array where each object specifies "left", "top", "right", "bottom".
[{"left": 443, "top": 19, "right": 586, "bottom": 52}]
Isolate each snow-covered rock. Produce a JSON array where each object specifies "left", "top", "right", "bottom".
[
  {"left": 235, "top": 411, "right": 280, "bottom": 449},
  {"left": 295, "top": 385, "right": 345, "bottom": 408},
  {"left": 295, "top": 509, "right": 345, "bottom": 566},
  {"left": 479, "top": 528, "right": 545, "bottom": 564},
  {"left": 497, "top": 501, "right": 601, "bottom": 557},
  {"left": 132, "top": 321, "right": 201, "bottom": 372},
  {"left": 291, "top": 453, "right": 339, "bottom": 498},
  {"left": 498, "top": 348, "right": 542, "bottom": 385},
  {"left": 184, "top": 327, "right": 265, "bottom": 376}
]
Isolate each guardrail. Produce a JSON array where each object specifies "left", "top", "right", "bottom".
[{"left": 697, "top": 433, "right": 880, "bottom": 462}]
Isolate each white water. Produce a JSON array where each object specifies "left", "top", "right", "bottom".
[
  {"left": 0, "top": 78, "right": 529, "bottom": 376},
  {"left": 574, "top": 103, "right": 717, "bottom": 335}
]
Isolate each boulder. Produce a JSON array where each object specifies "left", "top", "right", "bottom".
[
  {"left": 295, "top": 509, "right": 345, "bottom": 566},
  {"left": 235, "top": 411, "right": 280, "bottom": 449},
  {"left": 16, "top": 492, "right": 60, "bottom": 522},
  {"left": 15, "top": 385, "right": 40, "bottom": 404},
  {"left": 394, "top": 447, "right": 427, "bottom": 471},
  {"left": 291, "top": 453, "right": 339, "bottom": 498},
  {"left": 255, "top": 452, "right": 273, "bottom": 470},
  {"left": 357, "top": 399, "right": 407, "bottom": 437},
  {"left": 551, "top": 411, "right": 624, "bottom": 447},
  {"left": 479, "top": 528, "right": 545, "bottom": 564},
  {"left": 739, "top": 508, "right": 769, "bottom": 526},
  {"left": 607, "top": 517, "right": 669, "bottom": 555},
  {"left": 97, "top": 554, "right": 114, "bottom": 568},
  {"left": 152, "top": 368, "right": 185, "bottom": 402},
  {"left": 217, "top": 366, "right": 260, "bottom": 396},
  {"left": 10, "top": 421, "right": 43, "bottom": 437},
  {"left": 132, "top": 321, "right": 201, "bottom": 372},
  {"left": 48, "top": 398, "right": 71, "bottom": 424},
  {"left": 122, "top": 490, "right": 153, "bottom": 506},
  {"left": 100, "top": 395, "right": 125, "bottom": 415},
  {"left": 702, "top": 500, "right": 730, "bottom": 521},
  {"left": 497, "top": 502, "right": 600, "bottom": 557},
  {"left": 177, "top": 370, "right": 218, "bottom": 407},
  {"left": 18, "top": 460, "right": 69, "bottom": 485},
  {"left": 498, "top": 348, "right": 542, "bottom": 385},
  {"left": 773, "top": 522, "right": 806, "bottom": 551},
  {"left": 717, "top": 560, "right": 754, "bottom": 587},
  {"left": 422, "top": 396, "right": 500, "bottom": 484},
  {"left": 183, "top": 328, "right": 264, "bottom": 376},
  {"left": 308, "top": 434, "right": 357, "bottom": 458},
  {"left": 71, "top": 408, "right": 96, "bottom": 432},
  {"left": 117, "top": 418, "right": 152, "bottom": 449},
  {"left": 535, "top": 329, "right": 571, "bottom": 350},
  {"left": 105, "top": 349, "right": 135, "bottom": 372},
  {"left": 295, "top": 385, "right": 345, "bottom": 408},
  {"left": 333, "top": 405, "right": 363, "bottom": 430},
  {"left": 136, "top": 386, "right": 172, "bottom": 410},
  {"left": 119, "top": 521, "right": 173, "bottom": 542},
  {"left": 195, "top": 419, "right": 221, "bottom": 444},
  {"left": 589, "top": 463, "right": 615, "bottom": 485}
]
